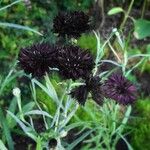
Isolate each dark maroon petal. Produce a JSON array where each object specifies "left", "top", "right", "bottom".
[
  {"left": 70, "top": 85, "right": 88, "bottom": 105},
  {"left": 56, "top": 45, "right": 94, "bottom": 80},
  {"left": 103, "top": 73, "right": 137, "bottom": 105},
  {"left": 18, "top": 43, "right": 57, "bottom": 78},
  {"left": 70, "top": 76, "right": 104, "bottom": 105},
  {"left": 53, "top": 11, "right": 90, "bottom": 38}
]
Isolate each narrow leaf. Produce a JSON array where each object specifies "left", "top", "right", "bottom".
[
  {"left": 66, "top": 129, "right": 94, "bottom": 150},
  {"left": 0, "top": 22, "right": 43, "bottom": 36},
  {"left": 24, "top": 110, "right": 52, "bottom": 118},
  {"left": 0, "top": 108, "right": 14, "bottom": 150},
  {"left": 0, "top": 139, "right": 8, "bottom": 150},
  {"left": 0, "top": 0, "right": 22, "bottom": 12},
  {"left": 108, "top": 7, "right": 124, "bottom": 15},
  {"left": 7, "top": 111, "right": 37, "bottom": 141}
]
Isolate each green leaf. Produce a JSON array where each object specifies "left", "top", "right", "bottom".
[
  {"left": 107, "top": 7, "right": 124, "bottom": 15},
  {"left": 0, "top": 139, "right": 8, "bottom": 150},
  {"left": 7, "top": 111, "right": 37, "bottom": 141},
  {"left": 65, "top": 122, "right": 87, "bottom": 132},
  {"left": 119, "top": 133, "right": 133, "bottom": 150},
  {"left": 44, "top": 75, "right": 59, "bottom": 104},
  {"left": 0, "top": 69, "right": 23, "bottom": 95},
  {"left": 36, "top": 136, "right": 42, "bottom": 150},
  {"left": 24, "top": 110, "right": 52, "bottom": 118},
  {"left": 32, "top": 76, "right": 61, "bottom": 107},
  {"left": 0, "top": 0, "right": 22, "bottom": 12},
  {"left": 6, "top": 98, "right": 17, "bottom": 128},
  {"left": 146, "top": 44, "right": 150, "bottom": 54},
  {"left": 134, "top": 19, "right": 150, "bottom": 39},
  {"left": 116, "top": 105, "right": 132, "bottom": 133},
  {"left": 0, "top": 22, "right": 43, "bottom": 36},
  {"left": 0, "top": 108, "right": 14, "bottom": 150},
  {"left": 66, "top": 129, "right": 94, "bottom": 150},
  {"left": 22, "top": 102, "right": 35, "bottom": 113}
]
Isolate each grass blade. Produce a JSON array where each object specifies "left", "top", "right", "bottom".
[
  {"left": 66, "top": 129, "right": 94, "bottom": 150},
  {"left": 0, "top": 108, "right": 14, "bottom": 150},
  {"left": 24, "top": 110, "right": 53, "bottom": 118},
  {"left": 7, "top": 110, "right": 37, "bottom": 141},
  {"left": 0, "top": 139, "right": 8, "bottom": 150},
  {"left": 0, "top": 22, "right": 43, "bottom": 36},
  {"left": 0, "top": 0, "right": 22, "bottom": 12}
]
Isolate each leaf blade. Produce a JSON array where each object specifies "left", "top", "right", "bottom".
[{"left": 108, "top": 7, "right": 124, "bottom": 15}]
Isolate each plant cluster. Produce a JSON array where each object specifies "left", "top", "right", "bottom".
[
  {"left": 11, "top": 10, "right": 142, "bottom": 150},
  {"left": 0, "top": 1, "right": 150, "bottom": 150},
  {"left": 18, "top": 11, "right": 137, "bottom": 106}
]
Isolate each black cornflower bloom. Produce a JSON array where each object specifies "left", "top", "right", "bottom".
[
  {"left": 70, "top": 76, "right": 103, "bottom": 105},
  {"left": 56, "top": 45, "right": 94, "bottom": 80},
  {"left": 103, "top": 73, "right": 137, "bottom": 105},
  {"left": 87, "top": 76, "right": 104, "bottom": 105},
  {"left": 70, "top": 85, "right": 88, "bottom": 105},
  {"left": 53, "top": 11, "right": 90, "bottom": 38},
  {"left": 18, "top": 43, "right": 57, "bottom": 77}
]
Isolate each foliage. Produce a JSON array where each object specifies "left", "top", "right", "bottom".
[
  {"left": 77, "top": 34, "right": 97, "bottom": 55},
  {"left": 0, "top": 0, "right": 150, "bottom": 150},
  {"left": 134, "top": 19, "right": 150, "bottom": 39},
  {"left": 131, "top": 99, "right": 150, "bottom": 150}
]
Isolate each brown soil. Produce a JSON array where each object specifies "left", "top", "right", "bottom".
[{"left": 12, "top": 134, "right": 36, "bottom": 150}]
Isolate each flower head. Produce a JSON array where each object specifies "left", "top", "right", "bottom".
[
  {"left": 53, "top": 11, "right": 90, "bottom": 38},
  {"left": 103, "top": 73, "right": 137, "bottom": 105},
  {"left": 70, "top": 85, "right": 88, "bottom": 105},
  {"left": 56, "top": 45, "right": 94, "bottom": 80},
  {"left": 70, "top": 76, "right": 103, "bottom": 105},
  {"left": 18, "top": 43, "right": 57, "bottom": 77},
  {"left": 86, "top": 76, "right": 103, "bottom": 105}
]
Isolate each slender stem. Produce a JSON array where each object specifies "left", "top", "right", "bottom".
[
  {"left": 141, "top": 0, "right": 147, "bottom": 18},
  {"left": 120, "top": 0, "right": 134, "bottom": 31},
  {"left": 64, "top": 80, "right": 72, "bottom": 117},
  {"left": 99, "top": 0, "right": 105, "bottom": 28},
  {"left": 31, "top": 80, "right": 48, "bottom": 129},
  {"left": 17, "top": 94, "right": 25, "bottom": 121},
  {"left": 0, "top": 69, "right": 13, "bottom": 95},
  {"left": 108, "top": 42, "right": 121, "bottom": 63}
]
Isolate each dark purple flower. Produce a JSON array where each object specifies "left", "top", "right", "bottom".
[
  {"left": 87, "top": 76, "right": 103, "bottom": 105},
  {"left": 70, "top": 76, "right": 103, "bottom": 105},
  {"left": 18, "top": 43, "right": 57, "bottom": 77},
  {"left": 53, "top": 11, "right": 90, "bottom": 38},
  {"left": 56, "top": 45, "right": 94, "bottom": 80},
  {"left": 103, "top": 73, "right": 137, "bottom": 105},
  {"left": 70, "top": 85, "right": 88, "bottom": 105}
]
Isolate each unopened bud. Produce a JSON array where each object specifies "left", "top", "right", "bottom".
[
  {"left": 13, "top": 87, "right": 21, "bottom": 97},
  {"left": 60, "top": 130, "right": 67, "bottom": 138}
]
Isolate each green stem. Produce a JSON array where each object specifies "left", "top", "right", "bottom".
[
  {"left": 16, "top": 94, "right": 25, "bottom": 121},
  {"left": 0, "top": 0, "right": 23, "bottom": 12},
  {"left": 120, "top": 0, "right": 134, "bottom": 31},
  {"left": 31, "top": 80, "right": 48, "bottom": 129},
  {"left": 141, "top": 0, "right": 147, "bottom": 18},
  {"left": 112, "top": 105, "right": 132, "bottom": 148}
]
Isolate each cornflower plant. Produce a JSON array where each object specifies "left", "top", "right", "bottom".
[{"left": 6, "top": 10, "right": 150, "bottom": 150}]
